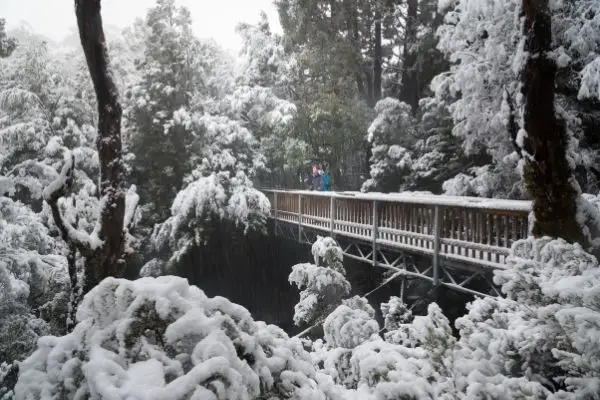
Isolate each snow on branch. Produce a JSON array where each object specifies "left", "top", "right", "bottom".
[
  {"left": 124, "top": 184, "right": 140, "bottom": 230},
  {"left": 43, "top": 153, "right": 102, "bottom": 256},
  {"left": 42, "top": 152, "right": 74, "bottom": 204}
]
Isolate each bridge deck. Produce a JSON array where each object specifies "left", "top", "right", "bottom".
[{"left": 263, "top": 189, "right": 531, "bottom": 274}]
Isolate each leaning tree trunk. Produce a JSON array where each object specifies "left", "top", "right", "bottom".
[
  {"left": 76, "top": 0, "right": 126, "bottom": 293},
  {"left": 45, "top": 0, "right": 127, "bottom": 316},
  {"left": 520, "top": 0, "right": 585, "bottom": 244}
]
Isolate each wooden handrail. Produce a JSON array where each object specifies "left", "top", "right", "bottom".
[
  {"left": 263, "top": 189, "right": 531, "bottom": 273},
  {"left": 261, "top": 189, "right": 531, "bottom": 212}
]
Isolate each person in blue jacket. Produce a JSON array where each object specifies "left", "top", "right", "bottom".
[{"left": 322, "top": 169, "right": 331, "bottom": 191}]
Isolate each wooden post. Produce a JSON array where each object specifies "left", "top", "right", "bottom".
[
  {"left": 273, "top": 191, "right": 278, "bottom": 235},
  {"left": 298, "top": 193, "right": 302, "bottom": 241},
  {"left": 432, "top": 205, "right": 441, "bottom": 286},
  {"left": 330, "top": 195, "right": 335, "bottom": 237},
  {"left": 372, "top": 200, "right": 378, "bottom": 267}
]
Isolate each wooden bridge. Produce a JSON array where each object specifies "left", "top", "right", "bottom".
[{"left": 262, "top": 189, "right": 532, "bottom": 297}]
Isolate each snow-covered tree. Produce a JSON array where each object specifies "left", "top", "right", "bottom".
[
  {"left": 0, "top": 19, "right": 17, "bottom": 58},
  {"left": 39, "top": 0, "right": 141, "bottom": 322},
  {"left": 289, "top": 237, "right": 351, "bottom": 328},
  {"left": 433, "top": 0, "right": 600, "bottom": 198},
  {"left": 127, "top": 0, "right": 207, "bottom": 227},
  {"left": 232, "top": 15, "right": 302, "bottom": 187},
  {"left": 0, "top": 197, "right": 69, "bottom": 396},
  {"left": 128, "top": 3, "right": 289, "bottom": 273},
  {"left": 380, "top": 296, "right": 414, "bottom": 333},
  {"left": 517, "top": 0, "right": 588, "bottom": 245},
  {"left": 362, "top": 98, "right": 415, "bottom": 193},
  {"left": 141, "top": 110, "right": 270, "bottom": 273}
]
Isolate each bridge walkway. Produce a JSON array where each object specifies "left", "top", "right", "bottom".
[{"left": 262, "top": 189, "right": 531, "bottom": 297}]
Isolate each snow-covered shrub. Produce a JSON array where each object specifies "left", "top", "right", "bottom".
[
  {"left": 138, "top": 258, "right": 164, "bottom": 278},
  {"left": 387, "top": 304, "right": 456, "bottom": 377},
  {"left": 577, "top": 193, "right": 600, "bottom": 250},
  {"left": 310, "top": 296, "right": 378, "bottom": 393},
  {"left": 453, "top": 237, "right": 600, "bottom": 398},
  {"left": 313, "top": 336, "right": 440, "bottom": 398},
  {"left": 151, "top": 172, "right": 270, "bottom": 267},
  {"left": 348, "top": 338, "right": 439, "bottom": 399},
  {"left": 0, "top": 270, "right": 50, "bottom": 368},
  {"left": 314, "top": 300, "right": 453, "bottom": 399},
  {"left": 15, "top": 276, "right": 325, "bottom": 400},
  {"left": 322, "top": 297, "right": 379, "bottom": 350},
  {"left": 289, "top": 237, "right": 350, "bottom": 327}
]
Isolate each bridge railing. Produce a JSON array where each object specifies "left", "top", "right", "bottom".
[{"left": 262, "top": 189, "right": 531, "bottom": 271}]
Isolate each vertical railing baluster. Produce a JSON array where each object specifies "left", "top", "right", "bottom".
[
  {"left": 504, "top": 215, "right": 509, "bottom": 248},
  {"left": 449, "top": 208, "right": 454, "bottom": 255},
  {"left": 486, "top": 212, "right": 492, "bottom": 262},
  {"left": 298, "top": 193, "right": 302, "bottom": 241},
  {"left": 372, "top": 200, "right": 378, "bottom": 267},
  {"left": 330, "top": 195, "right": 335, "bottom": 237},
  {"left": 433, "top": 205, "right": 441, "bottom": 287},
  {"left": 274, "top": 191, "right": 278, "bottom": 235}
]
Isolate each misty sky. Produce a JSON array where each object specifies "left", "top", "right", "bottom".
[{"left": 0, "top": 0, "right": 281, "bottom": 51}]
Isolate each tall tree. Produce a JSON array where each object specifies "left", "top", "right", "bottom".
[
  {"left": 44, "top": 0, "right": 135, "bottom": 302},
  {"left": 373, "top": 11, "right": 382, "bottom": 103},
  {"left": 519, "top": 0, "right": 584, "bottom": 243},
  {"left": 127, "top": 0, "right": 203, "bottom": 227},
  {"left": 399, "top": 0, "right": 418, "bottom": 112},
  {"left": 0, "top": 18, "right": 17, "bottom": 57},
  {"left": 433, "top": 0, "right": 600, "bottom": 199},
  {"left": 275, "top": 0, "right": 377, "bottom": 188}
]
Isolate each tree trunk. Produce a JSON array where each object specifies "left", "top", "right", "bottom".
[
  {"left": 399, "top": 0, "right": 419, "bottom": 113},
  {"left": 520, "top": 0, "right": 585, "bottom": 244},
  {"left": 76, "top": 0, "right": 126, "bottom": 293},
  {"left": 373, "top": 17, "right": 382, "bottom": 104},
  {"left": 45, "top": 0, "right": 127, "bottom": 311},
  {"left": 347, "top": 0, "right": 366, "bottom": 99}
]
